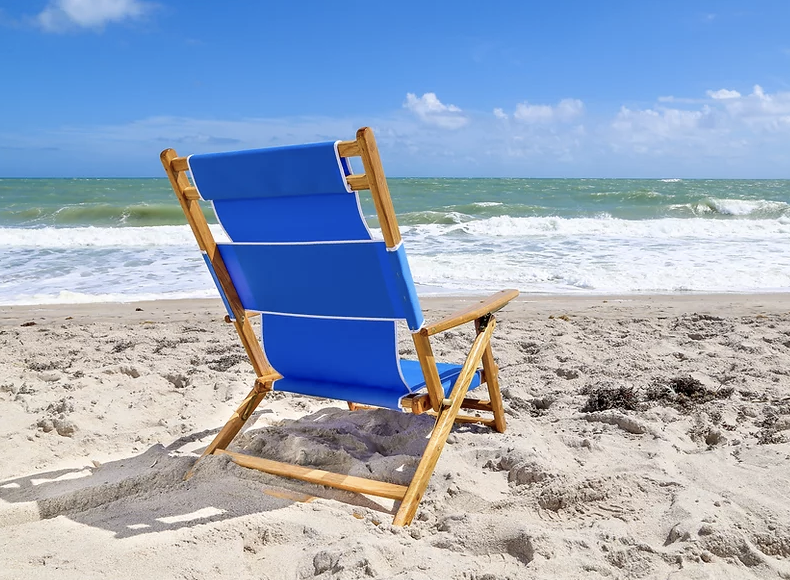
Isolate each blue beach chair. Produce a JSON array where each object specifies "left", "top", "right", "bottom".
[{"left": 160, "top": 127, "right": 518, "bottom": 525}]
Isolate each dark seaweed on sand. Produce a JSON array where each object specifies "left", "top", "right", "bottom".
[
  {"left": 580, "top": 385, "right": 640, "bottom": 413},
  {"left": 581, "top": 376, "right": 735, "bottom": 414},
  {"left": 647, "top": 376, "right": 733, "bottom": 411}
]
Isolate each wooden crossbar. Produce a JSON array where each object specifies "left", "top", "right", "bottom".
[
  {"left": 217, "top": 449, "right": 408, "bottom": 501},
  {"left": 170, "top": 156, "right": 190, "bottom": 172},
  {"left": 402, "top": 395, "right": 494, "bottom": 415},
  {"left": 337, "top": 140, "right": 360, "bottom": 157},
  {"left": 427, "top": 413, "right": 497, "bottom": 428},
  {"left": 346, "top": 174, "right": 370, "bottom": 191},
  {"left": 224, "top": 312, "right": 260, "bottom": 323},
  {"left": 183, "top": 186, "right": 200, "bottom": 200}
]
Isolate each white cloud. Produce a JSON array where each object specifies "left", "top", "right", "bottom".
[
  {"left": 403, "top": 93, "right": 468, "bottom": 129},
  {"left": 513, "top": 98, "right": 584, "bottom": 123},
  {"left": 710, "top": 85, "right": 790, "bottom": 131},
  {"left": 657, "top": 96, "right": 714, "bottom": 105},
  {"left": 608, "top": 85, "right": 790, "bottom": 160},
  {"left": 612, "top": 105, "right": 713, "bottom": 141},
  {"left": 707, "top": 88, "right": 742, "bottom": 99},
  {"left": 493, "top": 107, "right": 508, "bottom": 120},
  {"left": 37, "top": 0, "right": 150, "bottom": 32}
]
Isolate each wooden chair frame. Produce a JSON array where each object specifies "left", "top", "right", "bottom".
[{"left": 160, "top": 127, "right": 518, "bottom": 526}]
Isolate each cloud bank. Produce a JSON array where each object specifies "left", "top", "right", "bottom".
[{"left": 3, "top": 87, "right": 790, "bottom": 177}]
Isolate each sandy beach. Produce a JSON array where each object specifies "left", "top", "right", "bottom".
[{"left": 1, "top": 294, "right": 789, "bottom": 579}]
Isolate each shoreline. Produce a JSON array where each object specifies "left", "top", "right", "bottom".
[{"left": 3, "top": 291, "right": 790, "bottom": 325}]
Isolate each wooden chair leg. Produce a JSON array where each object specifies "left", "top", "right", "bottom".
[
  {"left": 393, "top": 319, "right": 495, "bottom": 526},
  {"left": 476, "top": 318, "right": 506, "bottom": 433},
  {"left": 184, "top": 378, "right": 272, "bottom": 479}
]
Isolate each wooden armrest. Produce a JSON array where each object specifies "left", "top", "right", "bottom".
[{"left": 423, "top": 289, "right": 519, "bottom": 336}]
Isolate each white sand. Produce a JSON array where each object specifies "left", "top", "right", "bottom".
[{"left": 1, "top": 294, "right": 789, "bottom": 579}]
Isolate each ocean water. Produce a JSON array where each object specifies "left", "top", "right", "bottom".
[{"left": 2, "top": 177, "right": 790, "bottom": 305}]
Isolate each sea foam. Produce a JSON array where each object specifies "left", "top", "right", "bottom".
[
  {"left": 2, "top": 215, "right": 790, "bottom": 304},
  {"left": 0, "top": 225, "right": 229, "bottom": 248}
]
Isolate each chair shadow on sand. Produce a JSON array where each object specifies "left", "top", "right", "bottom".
[{"left": 0, "top": 406, "right": 453, "bottom": 539}]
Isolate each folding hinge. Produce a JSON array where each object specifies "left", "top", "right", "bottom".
[
  {"left": 477, "top": 313, "right": 493, "bottom": 330},
  {"left": 239, "top": 380, "right": 272, "bottom": 420}
]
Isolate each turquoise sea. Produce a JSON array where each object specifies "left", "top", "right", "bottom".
[{"left": 2, "top": 178, "right": 790, "bottom": 304}]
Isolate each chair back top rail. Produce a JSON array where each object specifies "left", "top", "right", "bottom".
[{"left": 166, "top": 127, "right": 401, "bottom": 248}]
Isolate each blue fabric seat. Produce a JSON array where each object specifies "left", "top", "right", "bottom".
[{"left": 187, "top": 141, "right": 483, "bottom": 410}]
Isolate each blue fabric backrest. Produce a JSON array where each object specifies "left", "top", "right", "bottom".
[
  {"left": 187, "top": 141, "right": 425, "bottom": 408},
  {"left": 189, "top": 142, "right": 352, "bottom": 200},
  {"left": 188, "top": 141, "right": 423, "bottom": 330},
  {"left": 217, "top": 242, "right": 422, "bottom": 329}
]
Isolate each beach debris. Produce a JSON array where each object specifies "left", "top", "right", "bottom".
[
  {"left": 518, "top": 340, "right": 540, "bottom": 354},
  {"left": 153, "top": 336, "right": 199, "bottom": 354},
  {"left": 111, "top": 339, "right": 135, "bottom": 353},
  {"left": 646, "top": 376, "right": 733, "bottom": 411},
  {"left": 135, "top": 307, "right": 143, "bottom": 311},
  {"left": 164, "top": 373, "right": 190, "bottom": 389},
  {"left": 556, "top": 368, "right": 580, "bottom": 380},
  {"left": 505, "top": 531, "right": 536, "bottom": 564},
  {"left": 532, "top": 396, "right": 554, "bottom": 411},
  {"left": 119, "top": 366, "right": 140, "bottom": 378},
  {"left": 27, "top": 358, "right": 71, "bottom": 372},
  {"left": 46, "top": 398, "right": 74, "bottom": 415},
  {"left": 756, "top": 405, "right": 790, "bottom": 445},
  {"left": 580, "top": 385, "right": 639, "bottom": 413},
  {"left": 207, "top": 354, "right": 246, "bottom": 372},
  {"left": 20, "top": 321, "right": 37, "bottom": 327}
]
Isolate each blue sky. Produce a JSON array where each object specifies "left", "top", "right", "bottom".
[{"left": 1, "top": 0, "right": 790, "bottom": 177}]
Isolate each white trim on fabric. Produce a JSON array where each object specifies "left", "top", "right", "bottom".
[
  {"left": 394, "top": 320, "right": 416, "bottom": 394},
  {"left": 185, "top": 154, "right": 206, "bottom": 201},
  {"left": 386, "top": 241, "right": 403, "bottom": 252},
  {"left": 216, "top": 239, "right": 382, "bottom": 247},
  {"left": 352, "top": 190, "right": 375, "bottom": 241},
  {"left": 257, "top": 315, "right": 281, "bottom": 390},
  {"left": 250, "top": 310, "right": 404, "bottom": 323},
  {"left": 186, "top": 156, "right": 233, "bottom": 243},
  {"left": 200, "top": 250, "right": 236, "bottom": 321},
  {"left": 332, "top": 141, "right": 353, "bottom": 194},
  {"left": 210, "top": 200, "right": 233, "bottom": 242}
]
